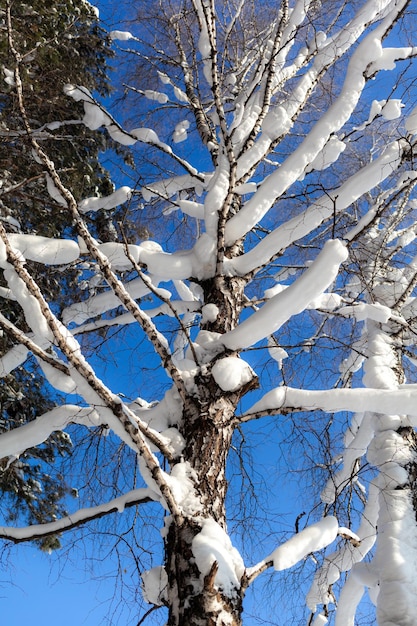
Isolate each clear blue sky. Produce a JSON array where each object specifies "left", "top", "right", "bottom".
[{"left": 1, "top": 547, "right": 114, "bottom": 626}]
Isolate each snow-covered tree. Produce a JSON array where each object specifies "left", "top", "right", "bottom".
[{"left": 1, "top": 0, "right": 417, "bottom": 624}]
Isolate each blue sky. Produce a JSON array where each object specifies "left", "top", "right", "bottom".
[{"left": 1, "top": 547, "right": 112, "bottom": 626}]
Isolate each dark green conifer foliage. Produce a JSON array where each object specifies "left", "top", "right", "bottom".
[{"left": 0, "top": 0, "right": 114, "bottom": 549}]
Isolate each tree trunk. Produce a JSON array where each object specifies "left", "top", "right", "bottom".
[
  {"left": 164, "top": 279, "right": 250, "bottom": 625},
  {"left": 166, "top": 518, "right": 244, "bottom": 626}
]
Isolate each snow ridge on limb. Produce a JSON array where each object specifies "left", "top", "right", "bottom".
[
  {"left": 242, "top": 386, "right": 417, "bottom": 421},
  {"left": 0, "top": 488, "right": 155, "bottom": 543},
  {"left": 229, "top": 140, "right": 406, "bottom": 276},
  {"left": 227, "top": 0, "right": 411, "bottom": 244},
  {"left": 221, "top": 240, "right": 348, "bottom": 350},
  {"left": 245, "top": 516, "right": 359, "bottom": 587}
]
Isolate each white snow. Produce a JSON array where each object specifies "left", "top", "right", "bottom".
[
  {"left": 109, "top": 30, "right": 133, "bottom": 41},
  {"left": 4, "top": 269, "right": 52, "bottom": 340},
  {"left": 211, "top": 356, "right": 255, "bottom": 392},
  {"left": 141, "top": 173, "right": 208, "bottom": 202},
  {"left": 268, "top": 340, "right": 288, "bottom": 369},
  {"left": 177, "top": 200, "right": 205, "bottom": 219},
  {"left": 36, "top": 358, "right": 77, "bottom": 394},
  {"left": 96, "top": 242, "right": 141, "bottom": 269},
  {"left": 269, "top": 517, "right": 338, "bottom": 571},
  {"left": 201, "top": 303, "right": 219, "bottom": 323},
  {"left": 142, "top": 566, "right": 168, "bottom": 605},
  {"left": 230, "top": 140, "right": 404, "bottom": 274},
  {"left": 0, "top": 487, "right": 153, "bottom": 541},
  {"left": 144, "top": 90, "right": 168, "bottom": 104},
  {"left": 46, "top": 174, "right": 67, "bottom": 206},
  {"left": 261, "top": 105, "right": 292, "bottom": 139},
  {"left": 192, "top": 518, "right": 245, "bottom": 596},
  {"left": 222, "top": 240, "right": 348, "bottom": 350},
  {"left": 381, "top": 99, "right": 403, "bottom": 120},
  {"left": 82, "top": 0, "right": 99, "bottom": 17},
  {"left": 3, "top": 234, "right": 79, "bottom": 265},
  {"left": 82, "top": 101, "right": 112, "bottom": 130},
  {"left": 164, "top": 462, "right": 202, "bottom": 515},
  {"left": 3, "top": 67, "right": 15, "bottom": 86},
  {"left": 173, "top": 120, "right": 190, "bottom": 143},
  {"left": 304, "top": 135, "right": 346, "bottom": 176},
  {"left": 337, "top": 302, "right": 391, "bottom": 323},
  {"left": 78, "top": 187, "right": 132, "bottom": 213},
  {"left": 0, "top": 405, "right": 99, "bottom": 460},
  {"left": 244, "top": 385, "right": 417, "bottom": 421}
]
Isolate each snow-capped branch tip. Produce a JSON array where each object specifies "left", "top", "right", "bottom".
[
  {"left": 0, "top": 488, "right": 155, "bottom": 544},
  {"left": 244, "top": 518, "right": 359, "bottom": 587}
]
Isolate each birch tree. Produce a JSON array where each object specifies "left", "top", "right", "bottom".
[{"left": 2, "top": 0, "right": 417, "bottom": 624}]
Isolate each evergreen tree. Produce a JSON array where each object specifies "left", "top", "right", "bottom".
[{"left": 0, "top": 0, "right": 114, "bottom": 549}]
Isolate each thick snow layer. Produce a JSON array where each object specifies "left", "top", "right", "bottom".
[
  {"left": 164, "top": 462, "right": 202, "bottom": 515},
  {"left": 37, "top": 358, "right": 77, "bottom": 394},
  {"left": 321, "top": 413, "right": 374, "bottom": 504},
  {"left": 2, "top": 234, "right": 79, "bottom": 266},
  {"left": 0, "top": 487, "right": 153, "bottom": 541},
  {"left": 62, "top": 276, "right": 170, "bottom": 325},
  {"left": 0, "top": 331, "right": 52, "bottom": 377},
  {"left": 270, "top": 517, "right": 338, "bottom": 571},
  {"left": 3, "top": 67, "right": 15, "bottom": 86},
  {"left": 369, "top": 45, "right": 417, "bottom": 74},
  {"left": 268, "top": 341, "right": 288, "bottom": 369},
  {"left": 142, "top": 566, "right": 168, "bottom": 605},
  {"left": 201, "top": 303, "right": 219, "bottom": 323},
  {"left": 144, "top": 90, "right": 168, "bottom": 104},
  {"left": 130, "top": 387, "right": 182, "bottom": 432},
  {"left": 83, "top": 101, "right": 112, "bottom": 130},
  {"left": 337, "top": 302, "right": 391, "bottom": 323},
  {"left": 211, "top": 356, "right": 254, "bottom": 392},
  {"left": 189, "top": 330, "right": 224, "bottom": 364},
  {"left": 362, "top": 325, "right": 398, "bottom": 389},
  {"left": 227, "top": 22, "right": 393, "bottom": 244},
  {"left": 173, "top": 120, "right": 190, "bottom": 143},
  {"left": 0, "top": 405, "right": 99, "bottom": 460},
  {"left": 4, "top": 269, "right": 52, "bottom": 340},
  {"left": 46, "top": 174, "right": 67, "bottom": 206},
  {"left": 141, "top": 173, "right": 208, "bottom": 202},
  {"left": 229, "top": 140, "right": 404, "bottom": 273},
  {"left": 245, "top": 385, "right": 417, "bottom": 420},
  {"left": 335, "top": 575, "right": 365, "bottom": 626},
  {"left": 381, "top": 99, "right": 403, "bottom": 120},
  {"left": 374, "top": 489, "right": 417, "bottom": 626},
  {"left": 78, "top": 187, "right": 132, "bottom": 213},
  {"left": 177, "top": 200, "right": 205, "bottom": 219},
  {"left": 367, "top": 430, "right": 415, "bottom": 469},
  {"left": 305, "top": 135, "right": 346, "bottom": 175},
  {"left": 261, "top": 105, "right": 292, "bottom": 139},
  {"left": 192, "top": 518, "right": 245, "bottom": 596},
  {"left": 109, "top": 30, "right": 133, "bottom": 41},
  {"left": 221, "top": 240, "right": 348, "bottom": 350},
  {"left": 96, "top": 242, "right": 141, "bottom": 270}
]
